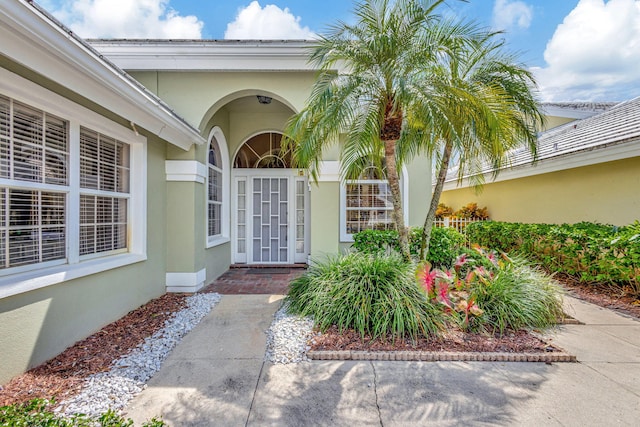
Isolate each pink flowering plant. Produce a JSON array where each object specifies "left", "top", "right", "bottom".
[
  {"left": 415, "top": 248, "right": 488, "bottom": 330},
  {"left": 416, "top": 244, "right": 562, "bottom": 333}
]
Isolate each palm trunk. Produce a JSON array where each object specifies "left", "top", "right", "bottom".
[
  {"left": 420, "top": 140, "right": 453, "bottom": 260},
  {"left": 384, "top": 138, "right": 411, "bottom": 262}
]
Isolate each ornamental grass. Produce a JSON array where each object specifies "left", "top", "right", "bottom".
[{"left": 286, "top": 252, "right": 444, "bottom": 342}]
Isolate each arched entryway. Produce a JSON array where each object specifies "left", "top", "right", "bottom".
[{"left": 231, "top": 132, "right": 309, "bottom": 264}]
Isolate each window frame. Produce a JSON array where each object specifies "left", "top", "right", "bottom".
[
  {"left": 78, "top": 127, "right": 131, "bottom": 260},
  {"left": 205, "top": 127, "right": 230, "bottom": 248},
  {"left": 339, "top": 168, "right": 409, "bottom": 242},
  {"left": 0, "top": 68, "right": 147, "bottom": 299}
]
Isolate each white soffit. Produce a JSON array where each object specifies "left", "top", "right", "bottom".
[
  {"left": 0, "top": 0, "right": 205, "bottom": 150},
  {"left": 90, "top": 40, "right": 328, "bottom": 71},
  {"left": 89, "top": 40, "right": 321, "bottom": 72}
]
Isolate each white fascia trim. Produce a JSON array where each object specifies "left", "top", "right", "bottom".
[
  {"left": 0, "top": 68, "right": 146, "bottom": 145},
  {"left": 317, "top": 161, "right": 341, "bottom": 182},
  {"left": 0, "top": 254, "right": 147, "bottom": 300},
  {"left": 90, "top": 41, "right": 319, "bottom": 72},
  {"left": 166, "top": 268, "right": 207, "bottom": 293},
  {"left": 166, "top": 160, "right": 208, "bottom": 184},
  {"left": 442, "top": 139, "right": 640, "bottom": 191},
  {"left": 0, "top": 1, "right": 205, "bottom": 150}
]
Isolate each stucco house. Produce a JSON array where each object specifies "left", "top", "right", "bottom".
[
  {"left": 0, "top": 0, "right": 432, "bottom": 383},
  {"left": 3, "top": 0, "right": 636, "bottom": 386},
  {"left": 439, "top": 98, "right": 640, "bottom": 226}
]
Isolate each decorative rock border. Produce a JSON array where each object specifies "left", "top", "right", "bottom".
[{"left": 308, "top": 350, "right": 577, "bottom": 362}]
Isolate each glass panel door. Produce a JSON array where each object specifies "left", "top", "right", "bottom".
[
  {"left": 251, "top": 177, "right": 288, "bottom": 263},
  {"left": 294, "top": 178, "right": 309, "bottom": 263},
  {"left": 234, "top": 178, "right": 247, "bottom": 263}
]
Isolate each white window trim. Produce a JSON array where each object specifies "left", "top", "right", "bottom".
[
  {"left": 206, "top": 127, "right": 230, "bottom": 248},
  {"left": 339, "top": 167, "right": 409, "bottom": 242},
  {"left": 0, "top": 68, "right": 147, "bottom": 299}
]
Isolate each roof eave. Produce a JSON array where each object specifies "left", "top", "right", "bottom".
[
  {"left": 89, "top": 39, "right": 325, "bottom": 72},
  {"left": 0, "top": 0, "right": 205, "bottom": 150}
]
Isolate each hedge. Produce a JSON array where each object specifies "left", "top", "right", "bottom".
[
  {"left": 465, "top": 221, "right": 640, "bottom": 295},
  {"left": 352, "top": 227, "right": 465, "bottom": 267}
]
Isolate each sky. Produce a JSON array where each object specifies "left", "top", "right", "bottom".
[{"left": 39, "top": 0, "right": 640, "bottom": 102}]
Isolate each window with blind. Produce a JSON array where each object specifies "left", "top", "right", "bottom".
[
  {"left": 79, "top": 128, "right": 130, "bottom": 256},
  {"left": 340, "top": 168, "right": 406, "bottom": 241},
  {"left": 344, "top": 180, "right": 395, "bottom": 235},
  {"left": 0, "top": 94, "right": 133, "bottom": 274},
  {"left": 0, "top": 96, "right": 68, "bottom": 270}
]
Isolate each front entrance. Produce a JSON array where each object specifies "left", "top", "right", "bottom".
[
  {"left": 231, "top": 132, "right": 309, "bottom": 265},
  {"left": 232, "top": 171, "right": 309, "bottom": 264}
]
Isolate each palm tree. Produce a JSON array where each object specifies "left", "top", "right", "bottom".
[
  {"left": 416, "top": 30, "right": 545, "bottom": 259},
  {"left": 284, "top": 0, "right": 478, "bottom": 261}
]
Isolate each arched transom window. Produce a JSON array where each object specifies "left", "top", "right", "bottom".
[
  {"left": 234, "top": 132, "right": 292, "bottom": 168},
  {"left": 208, "top": 136, "right": 223, "bottom": 237}
]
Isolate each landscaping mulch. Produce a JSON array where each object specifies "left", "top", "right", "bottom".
[
  {"left": 554, "top": 274, "right": 640, "bottom": 320},
  {"left": 309, "top": 326, "right": 561, "bottom": 353},
  {"left": 0, "top": 293, "right": 187, "bottom": 408}
]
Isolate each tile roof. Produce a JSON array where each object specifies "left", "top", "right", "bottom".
[
  {"left": 541, "top": 102, "right": 619, "bottom": 113},
  {"left": 444, "top": 96, "right": 640, "bottom": 183}
]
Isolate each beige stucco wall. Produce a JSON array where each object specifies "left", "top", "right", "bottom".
[
  {"left": 0, "top": 135, "right": 169, "bottom": 384},
  {"left": 310, "top": 181, "right": 341, "bottom": 258},
  {"left": 542, "top": 115, "right": 575, "bottom": 131},
  {"left": 130, "top": 71, "right": 316, "bottom": 129},
  {"left": 439, "top": 157, "right": 640, "bottom": 226}
]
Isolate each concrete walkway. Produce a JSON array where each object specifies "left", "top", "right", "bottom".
[{"left": 124, "top": 295, "right": 640, "bottom": 426}]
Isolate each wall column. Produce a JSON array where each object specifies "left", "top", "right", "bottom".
[{"left": 165, "top": 160, "right": 207, "bottom": 292}]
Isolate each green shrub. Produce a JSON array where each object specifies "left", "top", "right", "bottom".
[
  {"left": 351, "top": 227, "right": 465, "bottom": 267},
  {"left": 0, "top": 398, "right": 165, "bottom": 426},
  {"left": 466, "top": 221, "right": 640, "bottom": 295},
  {"left": 425, "top": 227, "right": 466, "bottom": 267},
  {"left": 470, "top": 255, "right": 564, "bottom": 334},
  {"left": 286, "top": 252, "right": 443, "bottom": 341}
]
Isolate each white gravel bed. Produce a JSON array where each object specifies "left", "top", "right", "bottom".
[
  {"left": 55, "top": 292, "right": 221, "bottom": 418},
  {"left": 264, "top": 302, "right": 316, "bottom": 364}
]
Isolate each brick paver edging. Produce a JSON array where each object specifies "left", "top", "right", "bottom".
[{"left": 307, "top": 350, "right": 577, "bottom": 362}]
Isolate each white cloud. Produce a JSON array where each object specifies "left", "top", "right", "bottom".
[
  {"left": 492, "top": 0, "right": 534, "bottom": 30},
  {"left": 535, "top": 0, "right": 640, "bottom": 101},
  {"left": 224, "top": 1, "right": 316, "bottom": 39},
  {"left": 51, "top": 0, "right": 203, "bottom": 38}
]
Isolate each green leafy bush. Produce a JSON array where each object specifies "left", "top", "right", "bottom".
[
  {"left": 426, "top": 227, "right": 466, "bottom": 267},
  {"left": 351, "top": 227, "right": 465, "bottom": 267},
  {"left": 0, "top": 398, "right": 165, "bottom": 426},
  {"left": 466, "top": 221, "right": 640, "bottom": 295},
  {"left": 286, "top": 252, "right": 444, "bottom": 341},
  {"left": 416, "top": 247, "right": 564, "bottom": 334}
]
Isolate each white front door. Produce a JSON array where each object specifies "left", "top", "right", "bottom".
[{"left": 232, "top": 170, "right": 309, "bottom": 264}]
